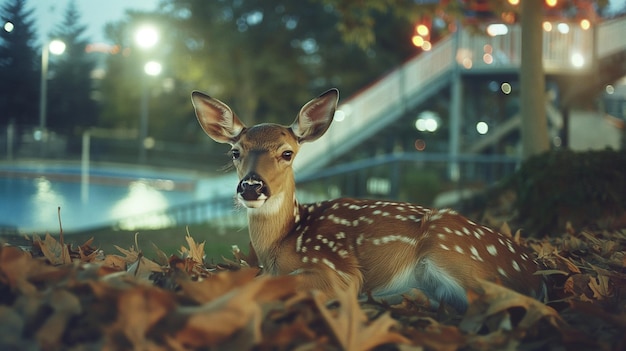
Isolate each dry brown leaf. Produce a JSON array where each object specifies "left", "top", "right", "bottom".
[
  {"left": 403, "top": 317, "right": 466, "bottom": 351},
  {"left": 588, "top": 275, "right": 612, "bottom": 299},
  {"left": 36, "top": 289, "right": 82, "bottom": 349},
  {"left": 174, "top": 274, "right": 297, "bottom": 348},
  {"left": 179, "top": 229, "right": 205, "bottom": 263},
  {"left": 461, "top": 279, "right": 565, "bottom": 334},
  {"left": 554, "top": 251, "right": 582, "bottom": 274},
  {"left": 104, "top": 285, "right": 176, "bottom": 350},
  {"left": 101, "top": 254, "right": 127, "bottom": 271},
  {"left": 151, "top": 242, "right": 170, "bottom": 266},
  {"left": 113, "top": 245, "right": 140, "bottom": 262},
  {"left": 564, "top": 274, "right": 594, "bottom": 299},
  {"left": 37, "top": 233, "right": 71, "bottom": 265},
  {"left": 177, "top": 268, "right": 259, "bottom": 304},
  {"left": 312, "top": 284, "right": 410, "bottom": 351},
  {"left": 127, "top": 255, "right": 163, "bottom": 280}
]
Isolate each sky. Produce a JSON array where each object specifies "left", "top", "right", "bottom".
[{"left": 8, "top": 0, "right": 159, "bottom": 44}]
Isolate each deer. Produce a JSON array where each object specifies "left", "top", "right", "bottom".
[{"left": 191, "top": 88, "right": 546, "bottom": 312}]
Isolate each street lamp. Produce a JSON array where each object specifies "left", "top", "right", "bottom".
[
  {"left": 134, "top": 25, "right": 160, "bottom": 163},
  {"left": 38, "top": 39, "right": 66, "bottom": 138}
]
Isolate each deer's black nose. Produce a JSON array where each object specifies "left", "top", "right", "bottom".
[{"left": 237, "top": 173, "right": 267, "bottom": 200}]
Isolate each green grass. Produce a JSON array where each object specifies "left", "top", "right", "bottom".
[{"left": 61, "top": 223, "right": 250, "bottom": 262}]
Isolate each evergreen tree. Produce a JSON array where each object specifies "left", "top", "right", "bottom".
[
  {"left": 47, "top": 0, "right": 98, "bottom": 133},
  {"left": 0, "top": 0, "right": 40, "bottom": 127}
]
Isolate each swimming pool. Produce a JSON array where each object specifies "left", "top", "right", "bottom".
[{"left": 0, "top": 162, "right": 222, "bottom": 233}]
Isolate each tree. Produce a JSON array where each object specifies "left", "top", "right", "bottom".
[
  {"left": 47, "top": 0, "right": 98, "bottom": 133},
  {"left": 0, "top": 0, "right": 39, "bottom": 128},
  {"left": 98, "top": 0, "right": 412, "bottom": 145}
]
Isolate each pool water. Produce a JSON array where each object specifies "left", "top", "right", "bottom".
[{"left": 0, "top": 163, "right": 207, "bottom": 233}]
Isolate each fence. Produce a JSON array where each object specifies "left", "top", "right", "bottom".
[{"left": 99, "top": 152, "right": 520, "bottom": 232}]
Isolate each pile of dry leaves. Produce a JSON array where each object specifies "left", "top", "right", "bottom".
[{"left": 1, "top": 224, "right": 625, "bottom": 350}]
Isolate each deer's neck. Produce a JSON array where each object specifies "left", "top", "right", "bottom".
[{"left": 247, "top": 189, "right": 300, "bottom": 268}]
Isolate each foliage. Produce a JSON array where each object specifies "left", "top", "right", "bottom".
[
  {"left": 97, "top": 0, "right": 414, "bottom": 145},
  {"left": 504, "top": 149, "right": 626, "bottom": 235},
  {"left": 1, "top": 223, "right": 626, "bottom": 349},
  {"left": 46, "top": 0, "right": 99, "bottom": 134},
  {"left": 0, "top": 0, "right": 40, "bottom": 128}
]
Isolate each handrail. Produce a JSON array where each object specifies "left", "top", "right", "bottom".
[{"left": 295, "top": 17, "right": 626, "bottom": 174}]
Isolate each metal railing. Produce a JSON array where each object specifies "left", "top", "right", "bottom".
[{"left": 295, "top": 17, "right": 626, "bottom": 175}]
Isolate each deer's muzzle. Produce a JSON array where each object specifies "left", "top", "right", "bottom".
[{"left": 237, "top": 173, "right": 269, "bottom": 208}]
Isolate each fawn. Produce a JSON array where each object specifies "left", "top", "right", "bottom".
[{"left": 191, "top": 88, "right": 545, "bottom": 311}]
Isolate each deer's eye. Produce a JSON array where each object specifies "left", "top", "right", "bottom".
[
  {"left": 230, "top": 149, "right": 241, "bottom": 160},
  {"left": 281, "top": 150, "right": 293, "bottom": 161}
]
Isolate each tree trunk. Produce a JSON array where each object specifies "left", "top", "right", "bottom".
[{"left": 520, "top": 0, "right": 550, "bottom": 159}]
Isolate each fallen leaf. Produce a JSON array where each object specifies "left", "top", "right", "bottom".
[
  {"left": 37, "top": 233, "right": 71, "bottom": 265},
  {"left": 460, "top": 279, "right": 565, "bottom": 334},
  {"left": 587, "top": 275, "right": 611, "bottom": 300},
  {"left": 179, "top": 228, "right": 205, "bottom": 264},
  {"left": 312, "top": 283, "right": 410, "bottom": 351},
  {"left": 36, "top": 289, "right": 82, "bottom": 349},
  {"left": 104, "top": 285, "right": 176, "bottom": 350},
  {"left": 177, "top": 268, "right": 259, "bottom": 304},
  {"left": 174, "top": 274, "right": 297, "bottom": 348}
]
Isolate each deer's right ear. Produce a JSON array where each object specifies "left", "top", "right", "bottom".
[
  {"left": 191, "top": 91, "right": 246, "bottom": 144},
  {"left": 291, "top": 88, "right": 338, "bottom": 143}
]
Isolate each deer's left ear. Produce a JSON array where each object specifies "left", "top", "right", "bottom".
[{"left": 291, "top": 88, "right": 338, "bottom": 143}]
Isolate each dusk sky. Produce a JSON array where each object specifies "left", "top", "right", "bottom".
[{"left": 6, "top": 0, "right": 159, "bottom": 44}]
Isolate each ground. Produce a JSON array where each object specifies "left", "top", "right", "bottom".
[{"left": 0, "top": 221, "right": 625, "bottom": 350}]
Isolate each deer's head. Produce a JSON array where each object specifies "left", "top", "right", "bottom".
[{"left": 192, "top": 89, "right": 338, "bottom": 209}]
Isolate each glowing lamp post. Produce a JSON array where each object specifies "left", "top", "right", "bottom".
[
  {"left": 39, "top": 39, "right": 66, "bottom": 135},
  {"left": 134, "top": 25, "right": 160, "bottom": 163}
]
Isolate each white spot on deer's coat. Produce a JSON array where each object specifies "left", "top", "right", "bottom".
[
  {"left": 314, "top": 245, "right": 320, "bottom": 251},
  {"left": 506, "top": 242, "right": 516, "bottom": 253},
  {"left": 440, "top": 244, "right": 450, "bottom": 251},
  {"left": 296, "top": 233, "right": 303, "bottom": 252},
  {"left": 312, "top": 257, "right": 319, "bottom": 263},
  {"left": 454, "top": 245, "right": 464, "bottom": 254},
  {"left": 444, "top": 227, "right": 452, "bottom": 233},
  {"left": 454, "top": 230, "right": 464, "bottom": 237},
  {"left": 512, "top": 260, "right": 521, "bottom": 272},
  {"left": 486, "top": 244, "right": 498, "bottom": 256},
  {"left": 338, "top": 249, "right": 349, "bottom": 258},
  {"left": 356, "top": 234, "right": 365, "bottom": 245},
  {"left": 302, "top": 256, "right": 309, "bottom": 263},
  {"left": 378, "top": 235, "right": 417, "bottom": 246},
  {"left": 336, "top": 232, "right": 346, "bottom": 239},
  {"left": 497, "top": 267, "right": 508, "bottom": 277},
  {"left": 469, "top": 246, "right": 483, "bottom": 261},
  {"left": 322, "top": 258, "right": 336, "bottom": 271},
  {"left": 437, "top": 233, "right": 446, "bottom": 240},
  {"left": 462, "top": 227, "right": 471, "bottom": 235},
  {"left": 358, "top": 216, "right": 374, "bottom": 224}
]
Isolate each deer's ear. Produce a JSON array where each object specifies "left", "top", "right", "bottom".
[
  {"left": 291, "top": 88, "right": 338, "bottom": 143},
  {"left": 191, "top": 91, "right": 246, "bottom": 144}
]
